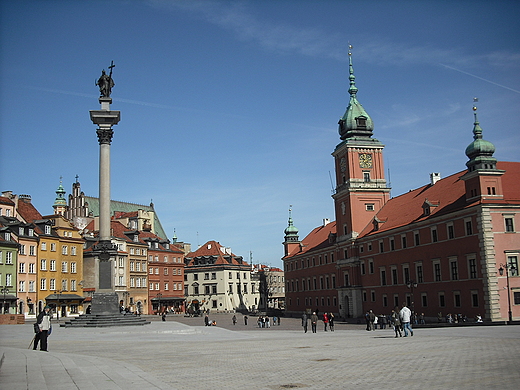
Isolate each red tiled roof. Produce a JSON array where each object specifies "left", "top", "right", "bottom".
[
  {"left": 498, "top": 161, "right": 520, "bottom": 202},
  {"left": 185, "top": 240, "right": 248, "bottom": 267},
  {"left": 0, "top": 197, "right": 15, "bottom": 206},
  {"left": 359, "top": 161, "right": 520, "bottom": 237},
  {"left": 17, "top": 199, "right": 43, "bottom": 224},
  {"left": 285, "top": 222, "right": 336, "bottom": 259},
  {"left": 287, "top": 161, "right": 520, "bottom": 255},
  {"left": 113, "top": 211, "right": 138, "bottom": 219}
]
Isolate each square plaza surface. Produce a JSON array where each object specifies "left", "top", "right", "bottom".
[{"left": 1, "top": 314, "right": 519, "bottom": 390}]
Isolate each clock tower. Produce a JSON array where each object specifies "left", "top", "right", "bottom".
[{"left": 332, "top": 49, "right": 390, "bottom": 242}]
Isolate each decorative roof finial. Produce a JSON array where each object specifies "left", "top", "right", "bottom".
[
  {"left": 348, "top": 44, "right": 358, "bottom": 96},
  {"left": 472, "top": 97, "right": 482, "bottom": 140}
]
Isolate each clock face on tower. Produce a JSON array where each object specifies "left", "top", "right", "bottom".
[
  {"left": 359, "top": 153, "right": 373, "bottom": 168},
  {"left": 340, "top": 157, "right": 346, "bottom": 172}
]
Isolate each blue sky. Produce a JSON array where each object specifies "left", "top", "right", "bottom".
[{"left": 1, "top": 0, "right": 519, "bottom": 267}]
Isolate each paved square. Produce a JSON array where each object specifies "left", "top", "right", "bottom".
[{"left": 1, "top": 315, "right": 519, "bottom": 389}]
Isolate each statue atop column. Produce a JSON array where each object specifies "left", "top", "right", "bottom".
[{"left": 96, "top": 61, "right": 115, "bottom": 97}]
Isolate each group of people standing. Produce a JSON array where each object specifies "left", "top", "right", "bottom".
[
  {"left": 366, "top": 303, "right": 414, "bottom": 337},
  {"left": 301, "top": 311, "right": 335, "bottom": 333},
  {"left": 391, "top": 303, "right": 414, "bottom": 337},
  {"left": 256, "top": 315, "right": 281, "bottom": 327}
]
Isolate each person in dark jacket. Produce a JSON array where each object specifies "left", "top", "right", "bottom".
[
  {"left": 328, "top": 313, "right": 335, "bottom": 331},
  {"left": 310, "top": 312, "right": 318, "bottom": 333},
  {"left": 391, "top": 307, "right": 402, "bottom": 338},
  {"left": 34, "top": 306, "right": 52, "bottom": 351},
  {"left": 302, "top": 312, "right": 309, "bottom": 333}
]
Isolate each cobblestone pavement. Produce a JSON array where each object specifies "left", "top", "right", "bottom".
[{"left": 1, "top": 314, "right": 519, "bottom": 390}]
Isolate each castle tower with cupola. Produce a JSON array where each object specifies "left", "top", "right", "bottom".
[
  {"left": 283, "top": 207, "right": 300, "bottom": 257},
  {"left": 53, "top": 178, "right": 68, "bottom": 216},
  {"left": 461, "top": 104, "right": 505, "bottom": 202},
  {"left": 332, "top": 48, "right": 390, "bottom": 244}
]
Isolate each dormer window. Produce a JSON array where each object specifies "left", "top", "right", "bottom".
[
  {"left": 45, "top": 225, "right": 51, "bottom": 235},
  {"left": 373, "top": 219, "right": 379, "bottom": 231},
  {"left": 356, "top": 116, "right": 367, "bottom": 128},
  {"left": 133, "top": 234, "right": 139, "bottom": 242},
  {"left": 422, "top": 199, "right": 439, "bottom": 217},
  {"left": 19, "top": 227, "right": 24, "bottom": 235}
]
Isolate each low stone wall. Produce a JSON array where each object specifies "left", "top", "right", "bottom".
[{"left": 0, "top": 314, "right": 25, "bottom": 325}]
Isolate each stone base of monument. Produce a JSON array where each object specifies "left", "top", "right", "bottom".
[{"left": 61, "top": 293, "right": 150, "bottom": 327}]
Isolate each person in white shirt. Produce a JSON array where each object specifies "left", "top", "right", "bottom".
[{"left": 400, "top": 303, "right": 414, "bottom": 337}]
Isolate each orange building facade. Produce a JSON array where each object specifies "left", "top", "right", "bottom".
[{"left": 283, "top": 53, "right": 520, "bottom": 322}]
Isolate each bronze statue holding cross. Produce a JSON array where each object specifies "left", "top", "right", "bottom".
[{"left": 96, "top": 61, "right": 115, "bottom": 97}]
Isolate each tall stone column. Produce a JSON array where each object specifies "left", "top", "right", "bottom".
[{"left": 89, "top": 95, "right": 120, "bottom": 313}]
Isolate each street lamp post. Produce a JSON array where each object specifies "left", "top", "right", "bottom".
[
  {"left": 499, "top": 263, "right": 517, "bottom": 323},
  {"left": 55, "top": 290, "right": 63, "bottom": 323},
  {"left": 406, "top": 280, "right": 418, "bottom": 315},
  {"left": 1, "top": 287, "right": 9, "bottom": 314},
  {"left": 157, "top": 293, "right": 162, "bottom": 314}
]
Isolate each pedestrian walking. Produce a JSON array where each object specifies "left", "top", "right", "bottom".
[
  {"left": 328, "top": 313, "right": 335, "bottom": 331},
  {"left": 244, "top": 315, "right": 248, "bottom": 325},
  {"left": 368, "top": 310, "right": 376, "bottom": 331},
  {"left": 323, "top": 312, "right": 329, "bottom": 331},
  {"left": 232, "top": 315, "right": 237, "bottom": 325},
  {"left": 33, "top": 306, "right": 52, "bottom": 351},
  {"left": 400, "top": 303, "right": 413, "bottom": 337},
  {"left": 311, "top": 312, "right": 318, "bottom": 333},
  {"left": 302, "top": 312, "right": 309, "bottom": 333},
  {"left": 391, "top": 307, "right": 402, "bottom": 338}
]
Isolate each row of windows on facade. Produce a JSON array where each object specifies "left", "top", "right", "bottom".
[
  {"left": 12, "top": 279, "right": 76, "bottom": 293},
  {"left": 148, "top": 267, "right": 183, "bottom": 276},
  {"left": 290, "top": 295, "right": 339, "bottom": 309},
  {"left": 361, "top": 290, "right": 482, "bottom": 310},
  {"left": 288, "top": 289, "right": 496, "bottom": 311},
  {"left": 0, "top": 242, "right": 79, "bottom": 257},
  {"left": 189, "top": 272, "right": 250, "bottom": 281},
  {"left": 37, "top": 260, "right": 78, "bottom": 273},
  {"left": 148, "top": 282, "right": 183, "bottom": 291},
  {"left": 286, "top": 255, "right": 519, "bottom": 294},
  {"left": 284, "top": 218, "right": 487, "bottom": 272},
  {"left": 189, "top": 282, "right": 257, "bottom": 295},
  {"left": 29, "top": 278, "right": 79, "bottom": 292},
  {"left": 285, "top": 253, "right": 336, "bottom": 272},
  {"left": 360, "top": 216, "right": 514, "bottom": 251}
]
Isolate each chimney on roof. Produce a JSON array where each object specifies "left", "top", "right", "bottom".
[
  {"left": 2, "top": 191, "right": 14, "bottom": 199},
  {"left": 430, "top": 173, "right": 441, "bottom": 185},
  {"left": 19, "top": 194, "right": 32, "bottom": 203},
  {"left": 323, "top": 218, "right": 330, "bottom": 226}
]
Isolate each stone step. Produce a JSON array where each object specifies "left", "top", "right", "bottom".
[{"left": 60, "top": 314, "right": 150, "bottom": 328}]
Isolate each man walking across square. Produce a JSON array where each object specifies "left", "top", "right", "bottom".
[{"left": 400, "top": 303, "right": 413, "bottom": 337}]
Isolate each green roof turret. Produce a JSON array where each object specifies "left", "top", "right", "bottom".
[
  {"left": 465, "top": 104, "right": 497, "bottom": 172},
  {"left": 338, "top": 46, "right": 374, "bottom": 140},
  {"left": 284, "top": 206, "right": 299, "bottom": 241},
  {"left": 53, "top": 177, "right": 67, "bottom": 207}
]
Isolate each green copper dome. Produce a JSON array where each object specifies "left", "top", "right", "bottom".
[
  {"left": 284, "top": 207, "right": 299, "bottom": 241},
  {"left": 338, "top": 50, "right": 374, "bottom": 140},
  {"left": 465, "top": 106, "right": 497, "bottom": 171},
  {"left": 53, "top": 179, "right": 67, "bottom": 207}
]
